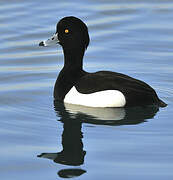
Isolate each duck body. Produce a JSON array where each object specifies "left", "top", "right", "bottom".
[
  {"left": 39, "top": 16, "right": 167, "bottom": 108},
  {"left": 54, "top": 68, "right": 165, "bottom": 108}
]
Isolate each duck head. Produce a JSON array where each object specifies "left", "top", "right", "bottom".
[{"left": 39, "top": 16, "right": 90, "bottom": 51}]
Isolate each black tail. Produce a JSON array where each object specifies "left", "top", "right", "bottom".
[{"left": 159, "top": 99, "right": 167, "bottom": 108}]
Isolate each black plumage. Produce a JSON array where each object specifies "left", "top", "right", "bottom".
[{"left": 39, "top": 16, "right": 167, "bottom": 108}]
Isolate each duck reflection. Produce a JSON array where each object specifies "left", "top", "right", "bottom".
[
  {"left": 38, "top": 101, "right": 159, "bottom": 178},
  {"left": 55, "top": 101, "right": 159, "bottom": 126},
  {"left": 38, "top": 117, "right": 85, "bottom": 165}
]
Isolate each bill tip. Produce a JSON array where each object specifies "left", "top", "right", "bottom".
[{"left": 39, "top": 41, "right": 45, "bottom": 46}]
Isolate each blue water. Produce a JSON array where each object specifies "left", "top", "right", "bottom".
[{"left": 0, "top": 0, "right": 173, "bottom": 179}]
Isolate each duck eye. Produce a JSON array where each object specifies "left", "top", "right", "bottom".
[{"left": 64, "top": 29, "right": 69, "bottom": 34}]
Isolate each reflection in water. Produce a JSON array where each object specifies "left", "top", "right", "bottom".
[
  {"left": 55, "top": 101, "right": 159, "bottom": 126},
  {"left": 38, "top": 101, "right": 159, "bottom": 178},
  {"left": 38, "top": 117, "right": 86, "bottom": 165},
  {"left": 58, "top": 169, "right": 86, "bottom": 178}
]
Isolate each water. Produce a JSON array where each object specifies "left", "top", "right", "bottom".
[{"left": 0, "top": 0, "right": 173, "bottom": 179}]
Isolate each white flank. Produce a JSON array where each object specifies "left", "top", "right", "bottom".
[{"left": 64, "top": 86, "right": 126, "bottom": 108}]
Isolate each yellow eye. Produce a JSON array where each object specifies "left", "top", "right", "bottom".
[{"left": 65, "top": 29, "right": 69, "bottom": 33}]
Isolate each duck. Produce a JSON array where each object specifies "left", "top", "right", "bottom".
[{"left": 39, "top": 16, "right": 167, "bottom": 108}]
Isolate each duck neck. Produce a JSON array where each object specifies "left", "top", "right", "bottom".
[
  {"left": 54, "top": 47, "right": 86, "bottom": 100},
  {"left": 63, "top": 47, "right": 85, "bottom": 71}
]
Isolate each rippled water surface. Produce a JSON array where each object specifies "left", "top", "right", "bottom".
[{"left": 1, "top": 0, "right": 173, "bottom": 179}]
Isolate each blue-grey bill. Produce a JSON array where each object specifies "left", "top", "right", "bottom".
[{"left": 39, "top": 33, "right": 59, "bottom": 46}]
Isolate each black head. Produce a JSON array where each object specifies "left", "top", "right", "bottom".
[{"left": 56, "top": 16, "right": 90, "bottom": 50}]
